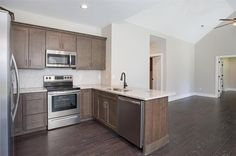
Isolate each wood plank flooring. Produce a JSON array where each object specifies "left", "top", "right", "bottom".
[{"left": 15, "top": 91, "right": 236, "bottom": 156}]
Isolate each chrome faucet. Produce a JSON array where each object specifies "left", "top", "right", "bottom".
[{"left": 120, "top": 72, "right": 128, "bottom": 89}]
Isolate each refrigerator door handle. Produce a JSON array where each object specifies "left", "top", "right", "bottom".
[{"left": 11, "top": 54, "right": 20, "bottom": 122}]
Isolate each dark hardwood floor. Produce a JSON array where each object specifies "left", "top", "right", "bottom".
[{"left": 15, "top": 91, "right": 236, "bottom": 156}]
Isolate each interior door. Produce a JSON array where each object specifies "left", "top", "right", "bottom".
[{"left": 151, "top": 56, "right": 161, "bottom": 90}]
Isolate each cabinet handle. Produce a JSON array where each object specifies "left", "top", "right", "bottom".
[
  {"left": 25, "top": 60, "right": 28, "bottom": 66},
  {"left": 29, "top": 60, "right": 31, "bottom": 66}
]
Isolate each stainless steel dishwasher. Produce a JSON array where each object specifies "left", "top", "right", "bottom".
[{"left": 117, "top": 96, "right": 144, "bottom": 148}]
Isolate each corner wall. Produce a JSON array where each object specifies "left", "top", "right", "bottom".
[
  {"left": 102, "top": 22, "right": 195, "bottom": 101},
  {"left": 195, "top": 12, "right": 236, "bottom": 96}
]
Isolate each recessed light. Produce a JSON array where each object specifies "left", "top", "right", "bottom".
[
  {"left": 81, "top": 4, "right": 88, "bottom": 9},
  {"left": 233, "top": 22, "right": 236, "bottom": 26}
]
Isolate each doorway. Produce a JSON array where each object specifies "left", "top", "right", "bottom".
[
  {"left": 150, "top": 54, "right": 163, "bottom": 90},
  {"left": 215, "top": 55, "right": 236, "bottom": 98}
]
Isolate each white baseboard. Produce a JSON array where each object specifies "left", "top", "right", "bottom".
[
  {"left": 224, "top": 88, "right": 236, "bottom": 91},
  {"left": 168, "top": 93, "right": 195, "bottom": 102},
  {"left": 168, "top": 92, "right": 217, "bottom": 102},
  {"left": 192, "top": 92, "right": 217, "bottom": 98}
]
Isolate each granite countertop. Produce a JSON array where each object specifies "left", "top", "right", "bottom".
[
  {"left": 20, "top": 87, "right": 47, "bottom": 93},
  {"left": 79, "top": 84, "right": 175, "bottom": 101},
  {"left": 19, "top": 84, "right": 174, "bottom": 100}
]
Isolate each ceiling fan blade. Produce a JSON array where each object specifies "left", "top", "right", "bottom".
[
  {"left": 214, "top": 22, "right": 234, "bottom": 29},
  {"left": 219, "top": 19, "right": 234, "bottom": 21}
]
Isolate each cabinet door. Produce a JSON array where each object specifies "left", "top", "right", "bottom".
[
  {"left": 14, "top": 95, "right": 23, "bottom": 135},
  {"left": 80, "top": 89, "right": 92, "bottom": 120},
  {"left": 77, "top": 36, "right": 92, "bottom": 69},
  {"left": 61, "top": 33, "right": 76, "bottom": 52},
  {"left": 91, "top": 39, "right": 106, "bottom": 70},
  {"left": 11, "top": 25, "right": 29, "bottom": 68},
  {"left": 24, "top": 113, "right": 47, "bottom": 131},
  {"left": 28, "top": 28, "right": 46, "bottom": 69},
  {"left": 108, "top": 98, "right": 118, "bottom": 130},
  {"left": 98, "top": 96, "right": 108, "bottom": 123},
  {"left": 93, "top": 92, "right": 99, "bottom": 118},
  {"left": 46, "top": 31, "right": 61, "bottom": 50}
]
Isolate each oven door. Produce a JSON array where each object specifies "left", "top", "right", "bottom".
[{"left": 48, "top": 90, "right": 80, "bottom": 119}]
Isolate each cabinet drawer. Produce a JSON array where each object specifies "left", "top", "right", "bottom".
[
  {"left": 24, "top": 113, "right": 47, "bottom": 130},
  {"left": 23, "top": 99, "right": 46, "bottom": 115},
  {"left": 23, "top": 92, "right": 46, "bottom": 101}
]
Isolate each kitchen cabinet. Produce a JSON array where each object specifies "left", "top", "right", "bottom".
[
  {"left": 77, "top": 36, "right": 106, "bottom": 70},
  {"left": 11, "top": 24, "right": 45, "bottom": 69},
  {"left": 46, "top": 30, "right": 76, "bottom": 52},
  {"left": 14, "top": 92, "right": 47, "bottom": 136},
  {"left": 91, "top": 39, "right": 106, "bottom": 70},
  {"left": 80, "top": 89, "right": 92, "bottom": 121},
  {"left": 28, "top": 28, "right": 46, "bottom": 68},
  {"left": 11, "top": 25, "right": 28, "bottom": 69},
  {"left": 77, "top": 36, "right": 92, "bottom": 69},
  {"left": 93, "top": 91, "right": 117, "bottom": 131}
]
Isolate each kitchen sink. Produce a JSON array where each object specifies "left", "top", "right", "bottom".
[{"left": 106, "top": 87, "right": 131, "bottom": 92}]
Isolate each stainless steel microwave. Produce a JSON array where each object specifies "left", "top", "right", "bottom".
[{"left": 46, "top": 50, "right": 76, "bottom": 68}]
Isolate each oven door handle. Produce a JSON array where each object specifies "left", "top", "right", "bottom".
[{"left": 48, "top": 90, "right": 80, "bottom": 96}]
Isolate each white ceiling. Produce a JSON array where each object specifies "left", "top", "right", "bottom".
[
  {"left": 0, "top": 0, "right": 236, "bottom": 43},
  {"left": 126, "top": 0, "right": 235, "bottom": 43},
  {"left": 0, "top": 0, "right": 159, "bottom": 27}
]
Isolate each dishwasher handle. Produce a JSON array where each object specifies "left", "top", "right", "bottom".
[{"left": 118, "top": 96, "right": 141, "bottom": 105}]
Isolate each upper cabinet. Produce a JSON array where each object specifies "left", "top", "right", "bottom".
[
  {"left": 46, "top": 31, "right": 76, "bottom": 52},
  {"left": 77, "top": 36, "right": 106, "bottom": 70},
  {"left": 11, "top": 22, "right": 106, "bottom": 70},
  {"left": 91, "top": 38, "right": 106, "bottom": 70},
  {"left": 11, "top": 24, "right": 45, "bottom": 69}
]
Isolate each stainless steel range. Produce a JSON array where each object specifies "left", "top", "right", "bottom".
[{"left": 44, "top": 75, "right": 80, "bottom": 130}]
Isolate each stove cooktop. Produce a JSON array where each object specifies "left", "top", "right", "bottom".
[{"left": 45, "top": 86, "right": 80, "bottom": 92}]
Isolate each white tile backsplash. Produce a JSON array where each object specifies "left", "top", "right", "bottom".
[{"left": 19, "top": 68, "right": 101, "bottom": 88}]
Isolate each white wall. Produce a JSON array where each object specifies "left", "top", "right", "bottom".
[
  {"left": 195, "top": 11, "right": 236, "bottom": 96},
  {"left": 101, "top": 22, "right": 195, "bottom": 101},
  {"left": 111, "top": 23, "right": 150, "bottom": 89},
  {"left": 10, "top": 9, "right": 103, "bottom": 88},
  {"left": 166, "top": 37, "right": 195, "bottom": 101},
  {"left": 223, "top": 57, "right": 236, "bottom": 91},
  {"left": 19, "top": 69, "right": 101, "bottom": 88}
]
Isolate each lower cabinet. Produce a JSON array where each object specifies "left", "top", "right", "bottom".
[
  {"left": 14, "top": 92, "right": 47, "bottom": 136},
  {"left": 93, "top": 90, "right": 118, "bottom": 131},
  {"left": 80, "top": 89, "right": 93, "bottom": 121}
]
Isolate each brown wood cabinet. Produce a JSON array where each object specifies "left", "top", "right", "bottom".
[
  {"left": 11, "top": 22, "right": 106, "bottom": 70},
  {"left": 91, "top": 39, "right": 106, "bottom": 70},
  {"left": 80, "top": 89, "right": 92, "bottom": 121},
  {"left": 46, "top": 30, "right": 76, "bottom": 52},
  {"left": 77, "top": 36, "right": 106, "bottom": 70},
  {"left": 11, "top": 25, "right": 29, "bottom": 69},
  {"left": 77, "top": 36, "right": 92, "bottom": 69},
  {"left": 28, "top": 28, "right": 46, "bottom": 68},
  {"left": 14, "top": 92, "right": 47, "bottom": 136},
  {"left": 93, "top": 90, "right": 118, "bottom": 131},
  {"left": 11, "top": 24, "right": 45, "bottom": 69}
]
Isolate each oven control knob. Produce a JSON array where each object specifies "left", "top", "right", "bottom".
[
  {"left": 49, "top": 77, "right": 51, "bottom": 79},
  {"left": 46, "top": 77, "right": 48, "bottom": 79}
]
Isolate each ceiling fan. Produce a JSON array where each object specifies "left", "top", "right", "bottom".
[{"left": 215, "top": 18, "right": 236, "bottom": 29}]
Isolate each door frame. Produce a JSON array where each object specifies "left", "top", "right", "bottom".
[
  {"left": 150, "top": 53, "right": 164, "bottom": 91},
  {"left": 215, "top": 55, "right": 236, "bottom": 98}
]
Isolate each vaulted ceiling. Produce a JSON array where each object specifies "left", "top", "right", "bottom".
[{"left": 1, "top": 0, "right": 236, "bottom": 43}]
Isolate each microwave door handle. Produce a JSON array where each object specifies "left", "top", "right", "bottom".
[
  {"left": 69, "top": 54, "right": 72, "bottom": 67},
  {"left": 11, "top": 54, "right": 20, "bottom": 122}
]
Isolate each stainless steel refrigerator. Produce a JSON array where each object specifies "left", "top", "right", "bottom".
[{"left": 0, "top": 10, "right": 20, "bottom": 156}]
